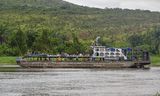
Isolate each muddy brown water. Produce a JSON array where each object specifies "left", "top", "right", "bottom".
[{"left": 0, "top": 67, "right": 160, "bottom": 96}]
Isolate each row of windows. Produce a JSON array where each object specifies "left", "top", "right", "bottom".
[
  {"left": 95, "top": 52, "right": 121, "bottom": 56},
  {"left": 105, "top": 56, "right": 121, "bottom": 58},
  {"left": 95, "top": 48, "right": 121, "bottom": 52}
]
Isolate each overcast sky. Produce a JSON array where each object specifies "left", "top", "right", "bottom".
[{"left": 64, "top": 0, "right": 160, "bottom": 12}]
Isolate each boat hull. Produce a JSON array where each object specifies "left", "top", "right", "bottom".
[{"left": 17, "top": 61, "right": 142, "bottom": 68}]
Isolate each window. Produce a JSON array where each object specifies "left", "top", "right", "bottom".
[
  {"left": 95, "top": 48, "right": 99, "bottom": 51},
  {"left": 96, "top": 53, "right": 99, "bottom": 56},
  {"left": 116, "top": 53, "right": 120, "bottom": 56},
  {"left": 111, "top": 53, "right": 114, "bottom": 55},
  {"left": 100, "top": 53, "right": 104, "bottom": 56},
  {"left": 110, "top": 48, "right": 115, "bottom": 52},
  {"left": 100, "top": 48, "right": 105, "bottom": 51},
  {"left": 107, "top": 48, "right": 110, "bottom": 51},
  {"left": 105, "top": 53, "right": 109, "bottom": 56}
]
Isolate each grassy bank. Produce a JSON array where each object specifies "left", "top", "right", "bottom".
[
  {"left": 0, "top": 56, "right": 17, "bottom": 64},
  {"left": 151, "top": 55, "right": 160, "bottom": 66}
]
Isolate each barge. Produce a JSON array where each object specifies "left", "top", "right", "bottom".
[{"left": 16, "top": 37, "right": 151, "bottom": 69}]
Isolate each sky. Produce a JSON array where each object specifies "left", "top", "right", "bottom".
[{"left": 64, "top": 0, "right": 160, "bottom": 12}]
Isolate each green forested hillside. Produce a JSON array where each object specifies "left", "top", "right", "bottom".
[{"left": 0, "top": 0, "right": 160, "bottom": 55}]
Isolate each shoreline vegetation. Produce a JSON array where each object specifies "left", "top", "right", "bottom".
[
  {"left": 0, "top": 0, "right": 160, "bottom": 57},
  {"left": 0, "top": 56, "right": 159, "bottom": 66}
]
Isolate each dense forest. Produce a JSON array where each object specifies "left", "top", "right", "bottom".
[{"left": 0, "top": 0, "right": 160, "bottom": 56}]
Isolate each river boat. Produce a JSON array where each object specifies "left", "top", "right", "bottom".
[{"left": 16, "top": 37, "right": 151, "bottom": 69}]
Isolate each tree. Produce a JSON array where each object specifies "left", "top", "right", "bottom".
[
  {"left": 128, "top": 34, "right": 143, "bottom": 48},
  {"left": 151, "top": 27, "right": 160, "bottom": 54},
  {"left": 0, "top": 24, "right": 10, "bottom": 44},
  {"left": 33, "top": 29, "right": 51, "bottom": 53},
  {"left": 26, "top": 30, "right": 38, "bottom": 50},
  {"left": 12, "top": 29, "right": 27, "bottom": 55},
  {"left": 71, "top": 33, "right": 84, "bottom": 54}
]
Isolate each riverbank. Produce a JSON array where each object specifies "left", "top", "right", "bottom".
[
  {"left": 151, "top": 55, "right": 160, "bottom": 66},
  {"left": 0, "top": 56, "right": 17, "bottom": 64},
  {"left": 0, "top": 56, "right": 160, "bottom": 66}
]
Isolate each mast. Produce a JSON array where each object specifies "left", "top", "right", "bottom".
[{"left": 95, "top": 36, "right": 100, "bottom": 46}]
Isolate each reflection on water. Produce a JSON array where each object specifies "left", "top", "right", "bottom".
[{"left": 0, "top": 68, "right": 160, "bottom": 96}]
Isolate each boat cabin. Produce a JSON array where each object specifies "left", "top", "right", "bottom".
[{"left": 91, "top": 46, "right": 128, "bottom": 60}]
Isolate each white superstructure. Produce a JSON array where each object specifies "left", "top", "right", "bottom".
[{"left": 91, "top": 46, "right": 127, "bottom": 60}]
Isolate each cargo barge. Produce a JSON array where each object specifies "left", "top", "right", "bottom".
[{"left": 16, "top": 37, "right": 151, "bottom": 69}]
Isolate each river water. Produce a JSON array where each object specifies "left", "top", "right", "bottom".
[{"left": 0, "top": 68, "right": 160, "bottom": 96}]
